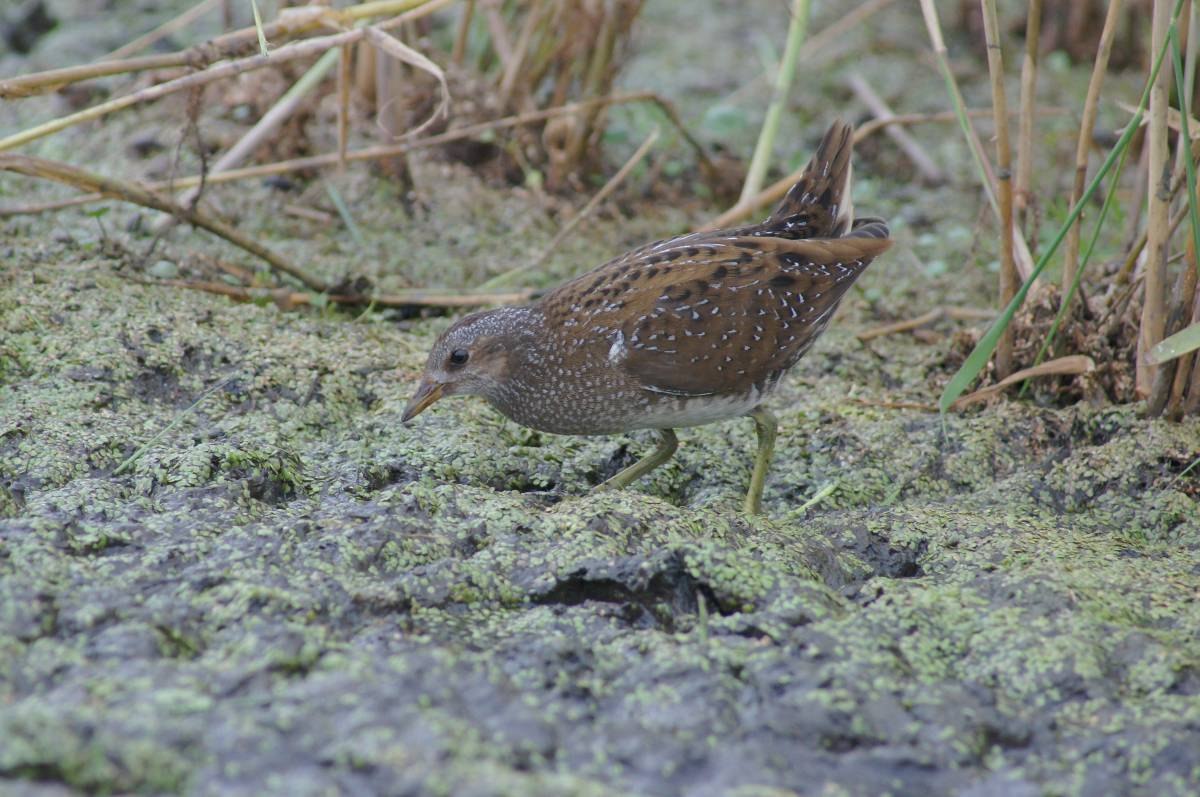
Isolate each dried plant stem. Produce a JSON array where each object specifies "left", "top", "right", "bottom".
[
  {"left": 180, "top": 46, "right": 342, "bottom": 209},
  {"left": 801, "top": 0, "right": 896, "bottom": 63},
  {"left": 979, "top": 0, "right": 1017, "bottom": 378},
  {"left": 452, "top": 0, "right": 475, "bottom": 65},
  {"left": 105, "top": 0, "right": 224, "bottom": 60},
  {"left": 486, "top": 127, "right": 660, "bottom": 288},
  {"left": 1163, "top": 239, "right": 1199, "bottom": 416},
  {"left": 0, "top": 154, "right": 329, "bottom": 292},
  {"left": 0, "top": 93, "right": 702, "bottom": 217},
  {"left": 700, "top": 108, "right": 1060, "bottom": 231},
  {"left": 1014, "top": 0, "right": 1042, "bottom": 224},
  {"left": 1063, "top": 0, "right": 1125, "bottom": 303},
  {"left": 847, "top": 72, "right": 944, "bottom": 184},
  {"left": 951, "top": 356, "right": 1096, "bottom": 409},
  {"left": 142, "top": 279, "right": 534, "bottom": 309},
  {"left": 856, "top": 306, "right": 994, "bottom": 341},
  {"left": 0, "top": 28, "right": 360, "bottom": 153},
  {"left": 1141, "top": 0, "right": 1175, "bottom": 397},
  {"left": 0, "top": 0, "right": 436, "bottom": 99},
  {"left": 917, "top": 0, "right": 1035, "bottom": 283},
  {"left": 739, "top": 0, "right": 811, "bottom": 205}
]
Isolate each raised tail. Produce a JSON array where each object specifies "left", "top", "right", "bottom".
[{"left": 765, "top": 120, "right": 855, "bottom": 239}]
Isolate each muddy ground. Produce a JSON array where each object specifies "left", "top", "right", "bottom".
[{"left": 2, "top": 1, "right": 1200, "bottom": 795}]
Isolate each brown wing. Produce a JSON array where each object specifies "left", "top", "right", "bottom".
[{"left": 541, "top": 222, "right": 890, "bottom": 397}]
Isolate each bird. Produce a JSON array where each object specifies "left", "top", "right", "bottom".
[{"left": 402, "top": 120, "right": 890, "bottom": 514}]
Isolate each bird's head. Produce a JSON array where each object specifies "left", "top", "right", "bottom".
[{"left": 401, "top": 307, "right": 527, "bottom": 422}]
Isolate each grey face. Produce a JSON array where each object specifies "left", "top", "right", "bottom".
[{"left": 401, "top": 307, "right": 529, "bottom": 422}]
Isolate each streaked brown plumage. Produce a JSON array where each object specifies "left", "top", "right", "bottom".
[{"left": 403, "top": 120, "right": 891, "bottom": 513}]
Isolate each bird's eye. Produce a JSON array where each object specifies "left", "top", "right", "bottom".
[{"left": 448, "top": 348, "right": 470, "bottom": 367}]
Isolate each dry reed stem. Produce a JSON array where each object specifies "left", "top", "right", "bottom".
[
  {"left": 1141, "top": 0, "right": 1174, "bottom": 398},
  {"left": 855, "top": 306, "right": 995, "bottom": 342},
  {"left": 846, "top": 73, "right": 944, "bottom": 184},
  {"left": 698, "top": 108, "right": 1063, "bottom": 232},
  {"left": 1014, "top": 0, "right": 1042, "bottom": 222},
  {"left": 979, "top": 0, "right": 1017, "bottom": 378},
  {"left": 1063, "top": 0, "right": 1125, "bottom": 300},
  {"left": 1164, "top": 236, "right": 1199, "bottom": 415},
  {"left": 139, "top": 279, "right": 534, "bottom": 309},
  {"left": 489, "top": 127, "right": 660, "bottom": 287},
  {"left": 951, "top": 355, "right": 1096, "bottom": 409},
  {"left": 917, "top": 0, "right": 1036, "bottom": 284},
  {"left": 0, "top": 154, "right": 328, "bottom": 291},
  {"left": 452, "top": 0, "right": 475, "bottom": 65},
  {"left": 801, "top": 0, "right": 897, "bottom": 63},
  {"left": 738, "top": 0, "right": 810, "bottom": 205},
  {"left": 105, "top": 0, "right": 224, "bottom": 60},
  {"left": 0, "top": 0, "right": 433, "bottom": 99},
  {"left": 0, "top": 92, "right": 700, "bottom": 217}
]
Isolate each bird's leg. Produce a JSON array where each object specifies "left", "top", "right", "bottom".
[
  {"left": 597, "top": 428, "right": 678, "bottom": 491},
  {"left": 744, "top": 406, "right": 778, "bottom": 514}
]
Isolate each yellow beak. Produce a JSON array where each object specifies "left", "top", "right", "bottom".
[{"left": 401, "top": 378, "right": 445, "bottom": 422}]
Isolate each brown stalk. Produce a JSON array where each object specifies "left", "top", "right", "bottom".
[
  {"left": 1013, "top": 0, "right": 1042, "bottom": 225},
  {"left": 0, "top": 92, "right": 708, "bottom": 218},
  {"left": 138, "top": 280, "right": 534, "bottom": 310},
  {"left": 846, "top": 73, "right": 944, "bottom": 184},
  {"left": 1164, "top": 233, "right": 1199, "bottom": 416},
  {"left": 856, "top": 307, "right": 994, "bottom": 342},
  {"left": 951, "top": 356, "right": 1096, "bottom": 409},
  {"left": 0, "top": 154, "right": 329, "bottom": 292},
  {"left": 979, "top": 0, "right": 1017, "bottom": 378},
  {"left": 0, "top": 0, "right": 446, "bottom": 102},
  {"left": 489, "top": 126, "right": 661, "bottom": 287},
  {"left": 452, "top": 0, "right": 475, "bottom": 65},
  {"left": 1062, "top": 0, "right": 1125, "bottom": 303},
  {"left": 105, "top": 0, "right": 224, "bottom": 60},
  {"left": 1140, "top": 0, "right": 1174, "bottom": 399},
  {"left": 801, "top": 0, "right": 897, "bottom": 63}
]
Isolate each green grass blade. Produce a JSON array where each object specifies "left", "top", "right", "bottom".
[
  {"left": 938, "top": 0, "right": 1186, "bottom": 414},
  {"left": 1171, "top": 26, "right": 1200, "bottom": 274},
  {"left": 1147, "top": 321, "right": 1200, "bottom": 364},
  {"left": 1023, "top": 119, "right": 1137, "bottom": 390}
]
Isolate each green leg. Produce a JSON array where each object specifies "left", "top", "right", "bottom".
[
  {"left": 744, "top": 406, "right": 778, "bottom": 515},
  {"left": 597, "top": 429, "right": 679, "bottom": 491}
]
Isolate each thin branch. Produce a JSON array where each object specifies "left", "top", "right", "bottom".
[
  {"left": 0, "top": 154, "right": 329, "bottom": 292},
  {"left": 846, "top": 72, "right": 944, "bottom": 184}
]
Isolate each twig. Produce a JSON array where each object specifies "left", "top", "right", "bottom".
[
  {"left": 1063, "top": 0, "right": 1125, "bottom": 301},
  {"left": 0, "top": 0, "right": 439, "bottom": 99},
  {"left": 739, "top": 0, "right": 810, "bottom": 204},
  {"left": 1141, "top": 0, "right": 1174, "bottom": 397},
  {"left": 113, "top": 372, "right": 241, "bottom": 475},
  {"left": 1014, "top": 0, "right": 1042, "bottom": 222},
  {"left": 980, "top": 0, "right": 1017, "bottom": 379},
  {"left": 0, "top": 154, "right": 329, "bottom": 292},
  {"left": 452, "top": 0, "right": 475, "bottom": 65},
  {"left": 699, "top": 108, "right": 1065, "bottom": 233},
  {"left": 105, "top": 0, "right": 224, "bottom": 60},
  {"left": 917, "top": 0, "right": 1036, "bottom": 284},
  {"left": 847, "top": 72, "right": 944, "bottom": 184},
  {"left": 951, "top": 356, "right": 1096, "bottom": 409},
  {"left": 1, "top": 92, "right": 706, "bottom": 216},
  {"left": 855, "top": 306, "right": 994, "bottom": 341},
  {"left": 847, "top": 397, "right": 938, "bottom": 412},
  {"left": 485, "top": 127, "right": 660, "bottom": 288},
  {"left": 136, "top": 278, "right": 534, "bottom": 309},
  {"left": 801, "top": 0, "right": 897, "bottom": 63}
]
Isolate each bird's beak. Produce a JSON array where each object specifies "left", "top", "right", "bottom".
[{"left": 402, "top": 377, "right": 445, "bottom": 423}]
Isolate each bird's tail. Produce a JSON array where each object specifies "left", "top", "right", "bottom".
[{"left": 765, "top": 120, "right": 855, "bottom": 239}]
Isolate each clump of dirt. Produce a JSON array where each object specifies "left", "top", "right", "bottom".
[{"left": 945, "top": 282, "right": 1140, "bottom": 406}]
